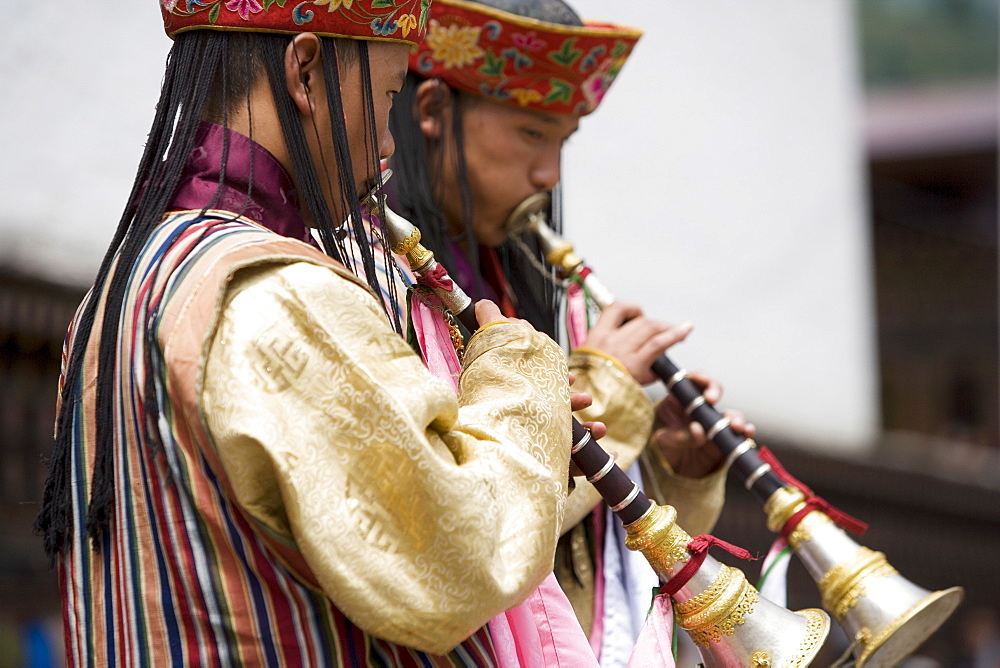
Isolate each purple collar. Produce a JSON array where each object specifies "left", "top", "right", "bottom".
[{"left": 170, "top": 122, "right": 315, "bottom": 246}]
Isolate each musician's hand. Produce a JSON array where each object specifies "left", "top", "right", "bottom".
[
  {"left": 474, "top": 299, "right": 533, "bottom": 329},
  {"left": 652, "top": 371, "right": 755, "bottom": 479},
  {"left": 569, "top": 372, "right": 607, "bottom": 440},
  {"left": 580, "top": 302, "right": 693, "bottom": 385}
]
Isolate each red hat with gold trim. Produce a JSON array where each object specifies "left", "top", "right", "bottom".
[
  {"left": 410, "top": 0, "right": 641, "bottom": 115},
  {"left": 161, "top": 0, "right": 432, "bottom": 46}
]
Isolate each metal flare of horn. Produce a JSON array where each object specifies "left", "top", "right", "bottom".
[
  {"left": 379, "top": 200, "right": 832, "bottom": 666},
  {"left": 506, "top": 192, "right": 965, "bottom": 667},
  {"left": 766, "top": 487, "right": 964, "bottom": 667},
  {"left": 625, "top": 503, "right": 829, "bottom": 667}
]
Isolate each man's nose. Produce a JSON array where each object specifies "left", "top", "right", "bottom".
[
  {"left": 379, "top": 128, "right": 396, "bottom": 160},
  {"left": 530, "top": 149, "right": 561, "bottom": 191}
]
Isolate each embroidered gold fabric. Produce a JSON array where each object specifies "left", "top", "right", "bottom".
[{"left": 202, "top": 261, "right": 572, "bottom": 654}]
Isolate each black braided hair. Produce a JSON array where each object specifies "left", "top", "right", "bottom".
[
  {"left": 36, "top": 30, "right": 397, "bottom": 560},
  {"left": 387, "top": 0, "right": 582, "bottom": 339}
]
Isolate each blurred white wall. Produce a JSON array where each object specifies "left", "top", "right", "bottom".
[
  {"left": 0, "top": 5, "right": 170, "bottom": 284},
  {"left": 0, "top": 1, "right": 880, "bottom": 453},
  {"left": 562, "top": 1, "right": 879, "bottom": 453}
]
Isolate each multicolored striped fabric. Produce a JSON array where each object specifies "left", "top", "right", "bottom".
[{"left": 59, "top": 210, "right": 500, "bottom": 667}]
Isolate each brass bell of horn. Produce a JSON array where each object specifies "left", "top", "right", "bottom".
[
  {"left": 766, "top": 487, "right": 964, "bottom": 667},
  {"left": 625, "top": 504, "right": 831, "bottom": 667}
]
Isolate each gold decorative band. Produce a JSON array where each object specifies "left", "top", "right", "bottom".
[
  {"left": 570, "top": 429, "right": 591, "bottom": 454},
  {"left": 391, "top": 226, "right": 421, "bottom": 255},
  {"left": 610, "top": 483, "right": 640, "bottom": 512},
  {"left": 675, "top": 564, "right": 736, "bottom": 616},
  {"left": 685, "top": 395, "right": 706, "bottom": 415},
  {"left": 546, "top": 243, "right": 582, "bottom": 273},
  {"left": 676, "top": 565, "right": 759, "bottom": 647},
  {"left": 707, "top": 416, "right": 731, "bottom": 441},
  {"left": 404, "top": 244, "right": 435, "bottom": 274},
  {"left": 764, "top": 486, "right": 807, "bottom": 533},
  {"left": 786, "top": 608, "right": 831, "bottom": 667},
  {"left": 819, "top": 547, "right": 898, "bottom": 621},
  {"left": 744, "top": 462, "right": 772, "bottom": 490},
  {"left": 666, "top": 369, "right": 688, "bottom": 390},
  {"left": 586, "top": 456, "right": 616, "bottom": 483},
  {"left": 623, "top": 504, "right": 691, "bottom": 577}
]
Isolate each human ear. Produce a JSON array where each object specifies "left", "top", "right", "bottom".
[
  {"left": 415, "top": 79, "right": 453, "bottom": 140},
  {"left": 285, "top": 33, "right": 323, "bottom": 116}
]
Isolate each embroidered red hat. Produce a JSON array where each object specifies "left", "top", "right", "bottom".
[
  {"left": 410, "top": 0, "right": 641, "bottom": 115},
  {"left": 161, "top": 0, "right": 432, "bottom": 46}
]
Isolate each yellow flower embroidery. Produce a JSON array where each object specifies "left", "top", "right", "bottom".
[
  {"left": 425, "top": 21, "right": 485, "bottom": 69},
  {"left": 315, "top": 0, "right": 353, "bottom": 11},
  {"left": 397, "top": 13, "right": 417, "bottom": 38},
  {"left": 510, "top": 88, "right": 543, "bottom": 106}
]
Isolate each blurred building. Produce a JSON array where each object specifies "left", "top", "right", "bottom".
[{"left": 713, "top": 2, "right": 1000, "bottom": 665}]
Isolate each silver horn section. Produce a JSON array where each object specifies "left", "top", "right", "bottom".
[
  {"left": 376, "top": 194, "right": 473, "bottom": 316},
  {"left": 625, "top": 504, "right": 831, "bottom": 666},
  {"left": 766, "top": 487, "right": 964, "bottom": 667}
]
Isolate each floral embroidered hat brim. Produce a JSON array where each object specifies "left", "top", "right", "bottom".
[
  {"left": 161, "top": 0, "right": 432, "bottom": 46},
  {"left": 411, "top": 0, "right": 641, "bottom": 116}
]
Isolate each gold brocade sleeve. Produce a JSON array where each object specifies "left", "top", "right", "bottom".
[
  {"left": 564, "top": 350, "right": 728, "bottom": 536},
  {"left": 201, "top": 261, "right": 571, "bottom": 655}
]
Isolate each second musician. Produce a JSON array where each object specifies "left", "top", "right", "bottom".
[{"left": 384, "top": 0, "right": 755, "bottom": 659}]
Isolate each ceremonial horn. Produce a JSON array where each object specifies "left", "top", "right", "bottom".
[
  {"left": 505, "top": 191, "right": 964, "bottom": 667},
  {"left": 372, "top": 186, "right": 832, "bottom": 666},
  {"left": 766, "top": 487, "right": 963, "bottom": 667},
  {"left": 624, "top": 503, "right": 830, "bottom": 667}
]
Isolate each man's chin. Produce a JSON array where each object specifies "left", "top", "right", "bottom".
[{"left": 477, "top": 228, "right": 509, "bottom": 248}]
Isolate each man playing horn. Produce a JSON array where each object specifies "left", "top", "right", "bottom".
[
  {"left": 35, "top": 1, "right": 607, "bottom": 663},
  {"left": 384, "top": 0, "right": 755, "bottom": 661}
]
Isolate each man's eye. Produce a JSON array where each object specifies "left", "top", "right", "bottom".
[{"left": 521, "top": 128, "right": 544, "bottom": 141}]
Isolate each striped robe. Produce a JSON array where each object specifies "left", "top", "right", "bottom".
[{"left": 58, "top": 211, "right": 568, "bottom": 667}]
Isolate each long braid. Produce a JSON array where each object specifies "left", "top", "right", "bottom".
[
  {"left": 320, "top": 43, "right": 379, "bottom": 291},
  {"left": 37, "top": 30, "right": 397, "bottom": 559},
  {"left": 357, "top": 42, "right": 403, "bottom": 334},
  {"left": 87, "top": 35, "right": 225, "bottom": 544},
  {"left": 36, "top": 33, "right": 222, "bottom": 557},
  {"left": 262, "top": 37, "right": 346, "bottom": 265},
  {"left": 388, "top": 75, "right": 454, "bottom": 266},
  {"left": 35, "top": 41, "right": 190, "bottom": 559}
]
